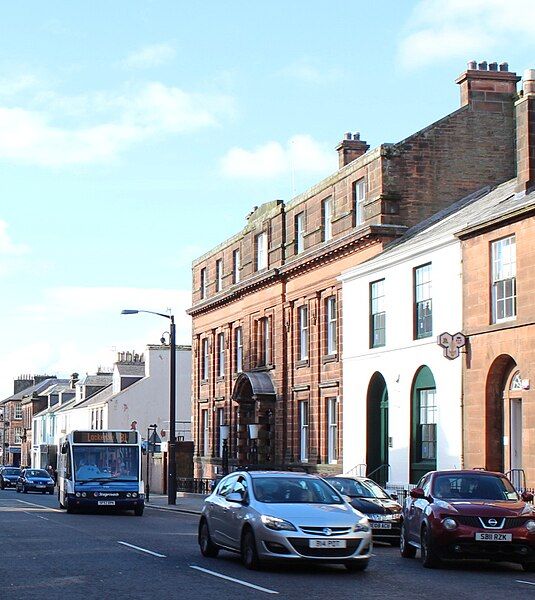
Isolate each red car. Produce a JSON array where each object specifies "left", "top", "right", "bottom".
[{"left": 400, "top": 470, "right": 535, "bottom": 570}]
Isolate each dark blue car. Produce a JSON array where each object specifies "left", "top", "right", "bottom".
[
  {"left": 0, "top": 467, "right": 21, "bottom": 489},
  {"left": 16, "top": 469, "right": 55, "bottom": 494}
]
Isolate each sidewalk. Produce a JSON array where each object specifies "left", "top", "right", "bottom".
[{"left": 144, "top": 492, "right": 206, "bottom": 515}]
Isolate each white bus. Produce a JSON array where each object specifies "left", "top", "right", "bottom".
[{"left": 57, "top": 430, "right": 144, "bottom": 516}]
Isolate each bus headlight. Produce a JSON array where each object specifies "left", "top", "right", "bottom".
[
  {"left": 76, "top": 492, "right": 81, "bottom": 497},
  {"left": 81, "top": 492, "right": 87, "bottom": 497},
  {"left": 132, "top": 492, "right": 138, "bottom": 498},
  {"left": 126, "top": 493, "right": 132, "bottom": 498}
]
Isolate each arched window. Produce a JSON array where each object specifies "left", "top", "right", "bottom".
[{"left": 410, "top": 366, "right": 437, "bottom": 484}]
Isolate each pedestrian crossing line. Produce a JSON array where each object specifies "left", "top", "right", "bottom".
[
  {"left": 117, "top": 541, "right": 167, "bottom": 558},
  {"left": 190, "top": 565, "right": 279, "bottom": 594},
  {"left": 15, "top": 499, "right": 62, "bottom": 512},
  {"left": 517, "top": 580, "right": 535, "bottom": 586}
]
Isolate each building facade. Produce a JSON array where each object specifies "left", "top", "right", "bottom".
[
  {"left": 459, "top": 69, "right": 535, "bottom": 488},
  {"left": 189, "top": 62, "right": 522, "bottom": 478}
]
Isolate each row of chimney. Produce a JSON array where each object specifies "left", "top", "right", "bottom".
[{"left": 337, "top": 61, "right": 535, "bottom": 194}]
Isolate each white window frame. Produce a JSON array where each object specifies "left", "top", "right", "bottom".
[
  {"left": 491, "top": 236, "right": 516, "bottom": 323},
  {"left": 217, "top": 332, "right": 225, "bottom": 378},
  {"left": 298, "top": 306, "right": 308, "bottom": 360},
  {"left": 217, "top": 407, "right": 224, "bottom": 458},
  {"left": 299, "top": 401, "right": 309, "bottom": 462},
  {"left": 233, "top": 249, "right": 240, "bottom": 284},
  {"left": 354, "top": 179, "right": 366, "bottom": 226},
  {"left": 370, "top": 279, "right": 386, "bottom": 348},
  {"left": 415, "top": 263, "right": 433, "bottom": 339},
  {"left": 235, "top": 327, "right": 243, "bottom": 373},
  {"left": 202, "top": 338, "right": 209, "bottom": 381},
  {"left": 14, "top": 403, "right": 22, "bottom": 420},
  {"left": 295, "top": 212, "right": 305, "bottom": 253},
  {"left": 256, "top": 232, "right": 268, "bottom": 271},
  {"left": 326, "top": 296, "right": 337, "bottom": 355},
  {"left": 322, "top": 197, "right": 333, "bottom": 242},
  {"left": 14, "top": 427, "right": 24, "bottom": 444},
  {"left": 215, "top": 259, "right": 223, "bottom": 293},
  {"left": 327, "top": 397, "right": 338, "bottom": 463},
  {"left": 200, "top": 268, "right": 207, "bottom": 299},
  {"left": 202, "top": 410, "right": 209, "bottom": 456},
  {"left": 262, "top": 317, "right": 271, "bottom": 365}
]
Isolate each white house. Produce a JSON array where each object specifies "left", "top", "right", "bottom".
[{"left": 340, "top": 189, "right": 489, "bottom": 487}]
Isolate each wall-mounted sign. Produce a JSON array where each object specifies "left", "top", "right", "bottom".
[{"left": 437, "top": 332, "right": 467, "bottom": 360}]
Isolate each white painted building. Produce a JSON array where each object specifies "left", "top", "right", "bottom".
[{"left": 340, "top": 190, "right": 488, "bottom": 487}]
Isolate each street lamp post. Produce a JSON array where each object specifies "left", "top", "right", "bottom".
[
  {"left": 121, "top": 309, "right": 177, "bottom": 505},
  {"left": 220, "top": 424, "right": 230, "bottom": 475}
]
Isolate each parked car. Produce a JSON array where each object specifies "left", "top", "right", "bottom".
[
  {"left": 0, "top": 467, "right": 21, "bottom": 489},
  {"left": 400, "top": 469, "right": 535, "bottom": 571},
  {"left": 198, "top": 470, "right": 372, "bottom": 571},
  {"left": 16, "top": 469, "right": 55, "bottom": 494},
  {"left": 324, "top": 476, "right": 402, "bottom": 544}
]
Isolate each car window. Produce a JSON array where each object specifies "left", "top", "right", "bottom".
[
  {"left": 326, "top": 478, "right": 388, "bottom": 499},
  {"left": 217, "top": 475, "right": 239, "bottom": 497},
  {"left": 253, "top": 476, "right": 343, "bottom": 504},
  {"left": 422, "top": 476, "right": 432, "bottom": 496},
  {"left": 26, "top": 470, "right": 49, "bottom": 477},
  {"left": 232, "top": 476, "right": 247, "bottom": 495},
  {"left": 433, "top": 474, "right": 519, "bottom": 501},
  {"left": 3, "top": 468, "right": 20, "bottom": 476}
]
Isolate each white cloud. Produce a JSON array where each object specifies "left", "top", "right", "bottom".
[
  {"left": 0, "top": 82, "right": 232, "bottom": 167},
  {"left": 220, "top": 134, "right": 337, "bottom": 179},
  {"left": 399, "top": 0, "right": 535, "bottom": 69},
  {"left": 121, "top": 43, "right": 176, "bottom": 69},
  {"left": 279, "top": 59, "right": 345, "bottom": 84},
  {"left": 0, "top": 74, "right": 40, "bottom": 97},
  {"left": 0, "top": 285, "right": 192, "bottom": 398},
  {"left": 0, "top": 220, "right": 28, "bottom": 256}
]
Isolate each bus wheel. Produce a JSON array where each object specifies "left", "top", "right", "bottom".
[{"left": 134, "top": 505, "right": 144, "bottom": 516}]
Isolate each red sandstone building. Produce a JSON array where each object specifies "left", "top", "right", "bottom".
[
  {"left": 188, "top": 62, "right": 521, "bottom": 478},
  {"left": 459, "top": 69, "right": 535, "bottom": 488}
]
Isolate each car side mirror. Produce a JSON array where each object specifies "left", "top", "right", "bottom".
[
  {"left": 410, "top": 487, "right": 426, "bottom": 500},
  {"left": 522, "top": 491, "right": 534, "bottom": 502},
  {"left": 390, "top": 493, "right": 398, "bottom": 501},
  {"left": 226, "top": 492, "right": 245, "bottom": 504}
]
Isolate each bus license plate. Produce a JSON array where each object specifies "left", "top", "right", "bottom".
[
  {"left": 309, "top": 539, "right": 346, "bottom": 548},
  {"left": 475, "top": 532, "right": 512, "bottom": 542},
  {"left": 98, "top": 500, "right": 116, "bottom": 506},
  {"left": 371, "top": 523, "right": 392, "bottom": 529}
]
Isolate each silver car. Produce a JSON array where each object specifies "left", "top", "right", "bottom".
[{"left": 198, "top": 471, "right": 372, "bottom": 571}]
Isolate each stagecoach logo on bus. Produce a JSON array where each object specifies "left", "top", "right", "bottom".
[{"left": 94, "top": 492, "right": 120, "bottom": 497}]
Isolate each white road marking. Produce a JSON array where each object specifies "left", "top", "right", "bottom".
[
  {"left": 190, "top": 565, "right": 279, "bottom": 594},
  {"left": 517, "top": 580, "right": 535, "bottom": 586},
  {"left": 23, "top": 510, "right": 49, "bottom": 521},
  {"left": 15, "top": 499, "right": 62, "bottom": 512},
  {"left": 117, "top": 541, "right": 167, "bottom": 558}
]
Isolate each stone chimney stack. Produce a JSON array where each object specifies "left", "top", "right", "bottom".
[
  {"left": 455, "top": 60, "right": 519, "bottom": 110},
  {"left": 515, "top": 69, "right": 535, "bottom": 194},
  {"left": 70, "top": 372, "right": 79, "bottom": 389},
  {"left": 336, "top": 132, "right": 369, "bottom": 168}
]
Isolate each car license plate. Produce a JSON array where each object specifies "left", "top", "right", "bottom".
[
  {"left": 475, "top": 532, "right": 512, "bottom": 542},
  {"left": 371, "top": 522, "right": 392, "bottom": 529},
  {"left": 98, "top": 500, "right": 116, "bottom": 506},
  {"left": 36, "top": 485, "right": 45, "bottom": 488},
  {"left": 309, "top": 539, "right": 347, "bottom": 548}
]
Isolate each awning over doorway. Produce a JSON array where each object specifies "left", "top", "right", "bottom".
[{"left": 232, "top": 371, "right": 276, "bottom": 400}]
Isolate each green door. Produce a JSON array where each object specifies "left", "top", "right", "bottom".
[
  {"left": 410, "top": 366, "right": 437, "bottom": 484},
  {"left": 366, "top": 374, "right": 389, "bottom": 486}
]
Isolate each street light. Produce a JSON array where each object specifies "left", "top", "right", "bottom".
[
  {"left": 248, "top": 423, "right": 259, "bottom": 466},
  {"left": 220, "top": 424, "right": 230, "bottom": 475},
  {"left": 121, "top": 309, "right": 177, "bottom": 505}
]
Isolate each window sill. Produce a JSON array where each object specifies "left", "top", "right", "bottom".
[
  {"left": 216, "top": 376, "right": 225, "bottom": 382},
  {"left": 296, "top": 359, "right": 309, "bottom": 368},
  {"left": 200, "top": 379, "right": 209, "bottom": 386},
  {"left": 251, "top": 364, "right": 275, "bottom": 372},
  {"left": 322, "top": 353, "right": 338, "bottom": 364}
]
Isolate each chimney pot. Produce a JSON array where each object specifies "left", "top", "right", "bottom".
[
  {"left": 489, "top": 62, "right": 498, "bottom": 71},
  {"left": 344, "top": 132, "right": 352, "bottom": 140},
  {"left": 523, "top": 69, "right": 535, "bottom": 95},
  {"left": 500, "top": 62, "right": 509, "bottom": 72},
  {"left": 478, "top": 61, "right": 488, "bottom": 70},
  {"left": 468, "top": 60, "right": 477, "bottom": 70},
  {"left": 353, "top": 132, "right": 360, "bottom": 140}
]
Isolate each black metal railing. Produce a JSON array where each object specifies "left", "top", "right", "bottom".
[{"left": 176, "top": 477, "right": 213, "bottom": 494}]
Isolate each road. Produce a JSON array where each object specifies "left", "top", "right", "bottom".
[{"left": 1, "top": 489, "right": 534, "bottom": 599}]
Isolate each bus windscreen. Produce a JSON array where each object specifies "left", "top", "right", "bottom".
[{"left": 73, "top": 446, "right": 139, "bottom": 482}]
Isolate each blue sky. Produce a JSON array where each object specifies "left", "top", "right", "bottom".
[{"left": 0, "top": 0, "right": 533, "bottom": 397}]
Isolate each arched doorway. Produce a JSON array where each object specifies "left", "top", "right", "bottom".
[
  {"left": 366, "top": 372, "right": 389, "bottom": 485},
  {"left": 485, "top": 354, "right": 516, "bottom": 473},
  {"left": 410, "top": 366, "right": 437, "bottom": 484},
  {"left": 231, "top": 371, "right": 276, "bottom": 466}
]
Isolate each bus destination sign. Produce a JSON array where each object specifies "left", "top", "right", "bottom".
[{"left": 72, "top": 431, "right": 137, "bottom": 444}]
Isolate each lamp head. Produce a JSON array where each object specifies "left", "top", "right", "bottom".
[{"left": 121, "top": 309, "right": 139, "bottom": 315}]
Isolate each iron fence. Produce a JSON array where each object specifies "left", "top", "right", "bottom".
[{"left": 176, "top": 477, "right": 213, "bottom": 495}]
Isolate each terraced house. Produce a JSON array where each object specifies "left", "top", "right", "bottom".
[{"left": 188, "top": 61, "right": 521, "bottom": 479}]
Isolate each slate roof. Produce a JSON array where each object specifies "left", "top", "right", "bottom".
[
  {"left": 116, "top": 363, "right": 145, "bottom": 377},
  {"left": 0, "top": 378, "right": 66, "bottom": 405}
]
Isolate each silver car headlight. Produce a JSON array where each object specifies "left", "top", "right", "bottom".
[
  {"left": 525, "top": 520, "right": 535, "bottom": 532},
  {"left": 353, "top": 516, "right": 370, "bottom": 532},
  {"left": 261, "top": 515, "right": 297, "bottom": 531}
]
